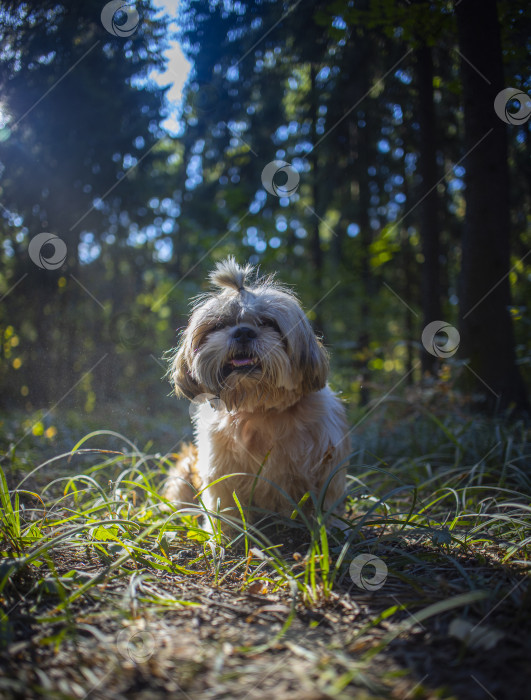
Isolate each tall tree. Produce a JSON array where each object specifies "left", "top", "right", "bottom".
[
  {"left": 416, "top": 41, "right": 442, "bottom": 376},
  {"left": 455, "top": 0, "right": 529, "bottom": 411},
  {"left": 0, "top": 0, "right": 171, "bottom": 404}
]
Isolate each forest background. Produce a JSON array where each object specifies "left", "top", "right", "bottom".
[{"left": 0, "top": 0, "right": 530, "bottom": 457}]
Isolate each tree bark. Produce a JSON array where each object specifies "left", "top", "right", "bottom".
[
  {"left": 455, "top": 0, "right": 529, "bottom": 411},
  {"left": 416, "top": 43, "right": 443, "bottom": 376},
  {"left": 357, "top": 121, "right": 372, "bottom": 407},
  {"left": 309, "top": 62, "right": 324, "bottom": 332}
]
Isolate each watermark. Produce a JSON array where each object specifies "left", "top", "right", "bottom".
[
  {"left": 421, "top": 321, "right": 460, "bottom": 359},
  {"left": 189, "top": 81, "right": 220, "bottom": 114},
  {"left": 101, "top": 1, "right": 140, "bottom": 38},
  {"left": 261, "top": 160, "right": 300, "bottom": 198},
  {"left": 116, "top": 626, "right": 156, "bottom": 663},
  {"left": 28, "top": 233, "right": 67, "bottom": 270},
  {"left": 349, "top": 553, "right": 388, "bottom": 591},
  {"left": 109, "top": 312, "right": 146, "bottom": 349},
  {"left": 190, "top": 393, "right": 227, "bottom": 428},
  {"left": 494, "top": 88, "right": 531, "bottom": 125}
]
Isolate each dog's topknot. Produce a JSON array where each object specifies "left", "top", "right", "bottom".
[{"left": 209, "top": 256, "right": 254, "bottom": 293}]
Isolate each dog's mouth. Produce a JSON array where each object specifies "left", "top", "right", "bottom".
[
  {"left": 230, "top": 357, "right": 257, "bottom": 368},
  {"left": 222, "top": 354, "right": 261, "bottom": 377}
]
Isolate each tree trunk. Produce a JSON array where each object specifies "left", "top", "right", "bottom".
[
  {"left": 416, "top": 43, "right": 443, "bottom": 376},
  {"left": 455, "top": 0, "right": 529, "bottom": 411},
  {"left": 401, "top": 145, "right": 416, "bottom": 383},
  {"left": 356, "top": 113, "right": 372, "bottom": 407},
  {"left": 309, "top": 62, "right": 324, "bottom": 332}
]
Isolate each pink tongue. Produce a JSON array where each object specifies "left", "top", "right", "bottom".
[{"left": 231, "top": 358, "right": 254, "bottom": 367}]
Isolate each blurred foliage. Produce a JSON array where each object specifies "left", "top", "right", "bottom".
[{"left": 0, "top": 0, "right": 529, "bottom": 426}]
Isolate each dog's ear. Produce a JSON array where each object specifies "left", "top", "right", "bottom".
[
  {"left": 170, "top": 345, "right": 202, "bottom": 400},
  {"left": 288, "top": 314, "right": 329, "bottom": 394},
  {"left": 300, "top": 334, "right": 329, "bottom": 394}
]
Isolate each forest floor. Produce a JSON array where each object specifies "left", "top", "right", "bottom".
[{"left": 1, "top": 396, "right": 530, "bottom": 700}]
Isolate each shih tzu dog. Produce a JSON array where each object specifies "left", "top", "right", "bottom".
[{"left": 165, "top": 257, "right": 350, "bottom": 532}]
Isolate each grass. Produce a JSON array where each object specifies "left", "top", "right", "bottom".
[{"left": 0, "top": 400, "right": 530, "bottom": 699}]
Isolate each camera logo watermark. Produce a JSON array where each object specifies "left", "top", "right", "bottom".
[
  {"left": 349, "top": 553, "right": 388, "bottom": 591},
  {"left": 28, "top": 233, "right": 67, "bottom": 270},
  {"left": 101, "top": 1, "right": 140, "bottom": 37},
  {"left": 422, "top": 321, "right": 460, "bottom": 358},
  {"left": 190, "top": 82, "right": 220, "bottom": 114},
  {"left": 110, "top": 312, "right": 146, "bottom": 349},
  {"left": 261, "top": 160, "right": 300, "bottom": 197},
  {"left": 116, "top": 627, "right": 156, "bottom": 663},
  {"left": 494, "top": 88, "right": 531, "bottom": 125}
]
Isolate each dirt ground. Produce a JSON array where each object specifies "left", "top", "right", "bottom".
[{"left": 2, "top": 539, "right": 530, "bottom": 700}]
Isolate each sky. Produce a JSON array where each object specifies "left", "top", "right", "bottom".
[{"left": 150, "top": 0, "right": 192, "bottom": 135}]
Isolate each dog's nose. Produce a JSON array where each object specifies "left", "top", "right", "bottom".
[{"left": 232, "top": 326, "right": 257, "bottom": 343}]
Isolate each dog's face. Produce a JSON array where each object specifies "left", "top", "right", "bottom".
[{"left": 170, "top": 258, "right": 329, "bottom": 412}]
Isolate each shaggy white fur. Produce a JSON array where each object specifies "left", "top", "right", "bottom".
[{"left": 165, "top": 257, "right": 350, "bottom": 531}]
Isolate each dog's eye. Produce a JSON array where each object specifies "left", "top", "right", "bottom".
[
  {"left": 260, "top": 319, "right": 281, "bottom": 333},
  {"left": 213, "top": 321, "right": 225, "bottom": 330}
]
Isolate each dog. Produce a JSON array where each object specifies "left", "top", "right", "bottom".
[{"left": 165, "top": 257, "right": 350, "bottom": 533}]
